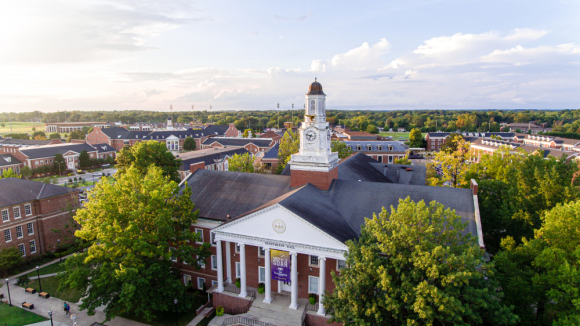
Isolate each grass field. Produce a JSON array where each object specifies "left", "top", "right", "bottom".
[
  {"left": 0, "top": 302, "right": 49, "bottom": 326},
  {"left": 26, "top": 276, "right": 83, "bottom": 303},
  {"left": 26, "top": 261, "right": 67, "bottom": 278},
  {"left": 0, "top": 122, "right": 45, "bottom": 136},
  {"left": 380, "top": 132, "right": 412, "bottom": 140}
]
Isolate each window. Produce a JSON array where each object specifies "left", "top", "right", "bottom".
[
  {"left": 16, "top": 226, "right": 23, "bottom": 239},
  {"left": 13, "top": 207, "right": 20, "bottom": 219},
  {"left": 30, "top": 240, "right": 36, "bottom": 254},
  {"left": 235, "top": 244, "right": 240, "bottom": 253},
  {"left": 389, "top": 146, "right": 393, "bottom": 151},
  {"left": 259, "top": 266, "right": 266, "bottom": 283},
  {"left": 24, "top": 204, "right": 32, "bottom": 216},
  {"left": 184, "top": 274, "right": 192, "bottom": 285},
  {"left": 170, "top": 247, "right": 177, "bottom": 262},
  {"left": 27, "top": 223, "right": 34, "bottom": 235},
  {"left": 18, "top": 243, "right": 26, "bottom": 256},
  {"left": 378, "top": 145, "right": 383, "bottom": 151},
  {"left": 258, "top": 247, "right": 265, "bottom": 257},
  {"left": 388, "top": 156, "right": 393, "bottom": 163},
  {"left": 235, "top": 262, "right": 241, "bottom": 278},
  {"left": 357, "top": 145, "right": 361, "bottom": 151},
  {"left": 199, "top": 257, "right": 206, "bottom": 269},
  {"left": 309, "top": 255, "right": 319, "bottom": 267},
  {"left": 212, "top": 280, "right": 218, "bottom": 287},
  {"left": 211, "top": 232, "right": 216, "bottom": 246},
  {"left": 337, "top": 260, "right": 347, "bottom": 271},
  {"left": 224, "top": 159, "right": 229, "bottom": 171},
  {"left": 197, "top": 277, "right": 206, "bottom": 290},
  {"left": 211, "top": 255, "right": 218, "bottom": 270},
  {"left": 308, "top": 276, "right": 319, "bottom": 294},
  {"left": 367, "top": 145, "right": 372, "bottom": 151},
  {"left": 1, "top": 209, "right": 8, "bottom": 222},
  {"left": 4, "top": 229, "right": 11, "bottom": 242},
  {"left": 346, "top": 145, "right": 351, "bottom": 150},
  {"left": 195, "top": 228, "right": 204, "bottom": 243}
]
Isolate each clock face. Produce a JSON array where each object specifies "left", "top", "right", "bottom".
[{"left": 305, "top": 130, "right": 317, "bottom": 142}]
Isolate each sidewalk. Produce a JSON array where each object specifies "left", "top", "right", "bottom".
[{"left": 2, "top": 258, "right": 147, "bottom": 326}]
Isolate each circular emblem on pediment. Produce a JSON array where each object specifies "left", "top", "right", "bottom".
[{"left": 272, "top": 220, "right": 286, "bottom": 234}]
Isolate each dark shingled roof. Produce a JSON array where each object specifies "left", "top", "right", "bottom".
[
  {"left": 337, "top": 153, "right": 392, "bottom": 183},
  {"left": 0, "top": 178, "right": 76, "bottom": 207},
  {"left": 100, "top": 127, "right": 132, "bottom": 139},
  {"left": 0, "top": 154, "right": 22, "bottom": 167},
  {"left": 326, "top": 180, "right": 477, "bottom": 237},
  {"left": 369, "top": 163, "right": 427, "bottom": 185},
  {"left": 178, "top": 148, "right": 249, "bottom": 171},
  {"left": 181, "top": 170, "right": 292, "bottom": 220},
  {"left": 202, "top": 138, "right": 273, "bottom": 148},
  {"left": 19, "top": 143, "right": 98, "bottom": 159},
  {"left": 262, "top": 143, "right": 279, "bottom": 159},
  {"left": 91, "top": 143, "right": 116, "bottom": 153}
]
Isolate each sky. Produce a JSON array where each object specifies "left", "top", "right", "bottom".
[{"left": 0, "top": 0, "right": 579, "bottom": 113}]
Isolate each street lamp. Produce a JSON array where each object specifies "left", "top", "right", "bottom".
[
  {"left": 48, "top": 310, "right": 54, "bottom": 326},
  {"left": 57, "top": 239, "right": 61, "bottom": 261},
  {"left": 36, "top": 266, "right": 43, "bottom": 293},
  {"left": 174, "top": 299, "right": 178, "bottom": 326},
  {"left": 5, "top": 278, "right": 11, "bottom": 306}
]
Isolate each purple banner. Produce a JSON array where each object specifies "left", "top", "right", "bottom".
[{"left": 271, "top": 249, "right": 291, "bottom": 282}]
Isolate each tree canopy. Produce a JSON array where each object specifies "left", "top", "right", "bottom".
[
  {"left": 325, "top": 197, "right": 517, "bottom": 326},
  {"left": 60, "top": 165, "right": 210, "bottom": 321},
  {"left": 182, "top": 137, "right": 196, "bottom": 151},
  {"left": 408, "top": 128, "right": 423, "bottom": 148},
  {"left": 116, "top": 140, "right": 182, "bottom": 183},
  {"left": 227, "top": 153, "right": 255, "bottom": 173},
  {"left": 427, "top": 138, "right": 471, "bottom": 188},
  {"left": 79, "top": 150, "right": 90, "bottom": 169},
  {"left": 331, "top": 141, "right": 353, "bottom": 159},
  {"left": 276, "top": 131, "right": 299, "bottom": 174}
]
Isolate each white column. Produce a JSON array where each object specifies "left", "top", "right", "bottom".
[
  {"left": 263, "top": 248, "right": 272, "bottom": 303},
  {"left": 225, "top": 241, "right": 232, "bottom": 283},
  {"left": 289, "top": 251, "right": 298, "bottom": 309},
  {"left": 239, "top": 243, "right": 247, "bottom": 298},
  {"left": 216, "top": 240, "right": 224, "bottom": 292},
  {"left": 317, "top": 257, "right": 326, "bottom": 315}
]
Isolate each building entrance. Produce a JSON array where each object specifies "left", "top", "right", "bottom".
[{"left": 281, "top": 281, "right": 291, "bottom": 292}]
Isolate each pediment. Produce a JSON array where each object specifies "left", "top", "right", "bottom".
[{"left": 214, "top": 204, "right": 348, "bottom": 252}]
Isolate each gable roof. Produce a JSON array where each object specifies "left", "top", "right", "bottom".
[
  {"left": 91, "top": 143, "right": 116, "bottom": 153},
  {"left": 99, "top": 127, "right": 132, "bottom": 139},
  {"left": 0, "top": 178, "right": 76, "bottom": 207},
  {"left": 369, "top": 163, "right": 427, "bottom": 185},
  {"left": 262, "top": 143, "right": 279, "bottom": 159},
  {"left": 202, "top": 137, "right": 273, "bottom": 148},
  {"left": 0, "top": 154, "right": 22, "bottom": 167},
  {"left": 177, "top": 147, "right": 250, "bottom": 171},
  {"left": 19, "top": 143, "right": 97, "bottom": 159},
  {"left": 337, "top": 153, "right": 392, "bottom": 183}
]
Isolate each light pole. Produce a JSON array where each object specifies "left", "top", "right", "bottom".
[
  {"left": 36, "top": 266, "right": 42, "bottom": 293},
  {"left": 174, "top": 299, "right": 178, "bottom": 326},
  {"left": 48, "top": 310, "right": 54, "bottom": 326},
  {"left": 5, "top": 278, "right": 11, "bottom": 306},
  {"left": 57, "top": 239, "right": 61, "bottom": 261}
]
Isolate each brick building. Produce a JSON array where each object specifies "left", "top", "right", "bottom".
[
  {"left": 469, "top": 138, "right": 580, "bottom": 162},
  {"left": 0, "top": 178, "right": 80, "bottom": 257},
  {"left": 201, "top": 137, "right": 275, "bottom": 155},
  {"left": 0, "top": 154, "right": 23, "bottom": 174},
  {"left": 175, "top": 147, "right": 250, "bottom": 180},
  {"left": 44, "top": 122, "right": 109, "bottom": 134},
  {"left": 177, "top": 80, "right": 483, "bottom": 318},
  {"left": 425, "top": 132, "right": 516, "bottom": 151},
  {"left": 343, "top": 140, "right": 407, "bottom": 163}
]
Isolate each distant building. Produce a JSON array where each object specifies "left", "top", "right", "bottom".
[
  {"left": 470, "top": 138, "right": 579, "bottom": 161},
  {"left": 507, "top": 122, "right": 551, "bottom": 134},
  {"left": 0, "top": 154, "right": 22, "bottom": 174},
  {"left": 44, "top": 122, "right": 108, "bottom": 134},
  {"left": 425, "top": 132, "right": 516, "bottom": 151},
  {"left": 0, "top": 178, "right": 80, "bottom": 256},
  {"left": 256, "top": 143, "right": 280, "bottom": 169},
  {"left": 175, "top": 147, "right": 250, "bottom": 180},
  {"left": 343, "top": 140, "right": 407, "bottom": 163},
  {"left": 201, "top": 137, "right": 275, "bottom": 155}
]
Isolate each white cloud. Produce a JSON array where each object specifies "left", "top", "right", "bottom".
[{"left": 312, "top": 39, "right": 390, "bottom": 71}]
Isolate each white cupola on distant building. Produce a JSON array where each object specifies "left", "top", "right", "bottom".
[{"left": 288, "top": 79, "right": 339, "bottom": 190}]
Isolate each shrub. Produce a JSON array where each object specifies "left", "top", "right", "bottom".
[
  {"left": 309, "top": 293, "right": 316, "bottom": 305},
  {"left": 258, "top": 282, "right": 265, "bottom": 294},
  {"left": 73, "top": 177, "right": 77, "bottom": 181},
  {"left": 68, "top": 178, "right": 72, "bottom": 183},
  {"left": 16, "top": 275, "right": 31, "bottom": 286},
  {"left": 0, "top": 247, "right": 23, "bottom": 277},
  {"left": 216, "top": 305, "right": 224, "bottom": 316},
  {"left": 68, "top": 173, "right": 73, "bottom": 176},
  {"left": 235, "top": 278, "right": 241, "bottom": 288}
]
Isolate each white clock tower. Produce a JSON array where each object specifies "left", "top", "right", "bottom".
[{"left": 288, "top": 79, "right": 339, "bottom": 190}]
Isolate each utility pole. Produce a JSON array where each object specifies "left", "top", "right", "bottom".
[
  {"left": 277, "top": 103, "right": 280, "bottom": 129},
  {"left": 292, "top": 103, "right": 294, "bottom": 126}
]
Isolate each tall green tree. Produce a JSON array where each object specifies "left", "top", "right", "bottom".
[
  {"left": 331, "top": 141, "right": 353, "bottom": 159},
  {"left": 325, "top": 197, "right": 518, "bottom": 326},
  {"left": 59, "top": 166, "right": 210, "bottom": 321},
  {"left": 227, "top": 153, "right": 255, "bottom": 173},
  {"left": 20, "top": 166, "right": 32, "bottom": 179},
  {"left": 408, "top": 128, "right": 423, "bottom": 148},
  {"left": 0, "top": 247, "right": 22, "bottom": 277},
  {"left": 116, "top": 140, "right": 182, "bottom": 183},
  {"left": 67, "top": 130, "right": 85, "bottom": 142},
  {"left": 182, "top": 137, "right": 196, "bottom": 151},
  {"left": 49, "top": 132, "right": 61, "bottom": 139},
  {"left": 366, "top": 124, "right": 379, "bottom": 134},
  {"left": 276, "top": 131, "right": 299, "bottom": 174},
  {"left": 53, "top": 153, "right": 66, "bottom": 175},
  {"left": 79, "top": 150, "right": 90, "bottom": 169},
  {"left": 427, "top": 138, "right": 471, "bottom": 188}
]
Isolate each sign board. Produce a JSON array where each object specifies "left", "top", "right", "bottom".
[{"left": 271, "top": 249, "right": 291, "bottom": 282}]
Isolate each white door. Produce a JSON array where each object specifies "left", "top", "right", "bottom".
[
  {"left": 67, "top": 157, "right": 75, "bottom": 170},
  {"left": 281, "top": 281, "right": 291, "bottom": 292}
]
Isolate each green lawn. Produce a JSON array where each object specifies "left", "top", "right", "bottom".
[
  {"left": 0, "top": 302, "right": 49, "bottom": 326},
  {"left": 380, "top": 132, "right": 414, "bottom": 140},
  {"left": 26, "top": 261, "right": 67, "bottom": 278},
  {"left": 8, "top": 257, "right": 60, "bottom": 278},
  {"left": 0, "top": 122, "right": 45, "bottom": 136},
  {"left": 26, "top": 276, "right": 82, "bottom": 303},
  {"left": 121, "top": 292, "right": 207, "bottom": 326}
]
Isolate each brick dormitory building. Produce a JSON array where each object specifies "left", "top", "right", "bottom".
[
  {"left": 0, "top": 178, "right": 80, "bottom": 257},
  {"left": 176, "top": 80, "right": 484, "bottom": 323}
]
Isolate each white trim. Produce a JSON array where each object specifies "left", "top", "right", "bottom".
[
  {"left": 472, "top": 181, "right": 485, "bottom": 249},
  {"left": 336, "top": 259, "right": 347, "bottom": 271},
  {"left": 235, "top": 262, "right": 241, "bottom": 278},
  {"left": 309, "top": 255, "right": 319, "bottom": 267},
  {"left": 24, "top": 204, "right": 32, "bottom": 216},
  {"left": 1, "top": 209, "right": 8, "bottom": 222},
  {"left": 27, "top": 222, "right": 34, "bottom": 235},
  {"left": 13, "top": 206, "right": 21, "bottom": 219},
  {"left": 195, "top": 228, "right": 204, "bottom": 243},
  {"left": 15, "top": 225, "right": 23, "bottom": 239},
  {"left": 197, "top": 277, "right": 206, "bottom": 290},
  {"left": 183, "top": 274, "right": 192, "bottom": 285},
  {"left": 29, "top": 240, "right": 37, "bottom": 254},
  {"left": 169, "top": 247, "right": 177, "bottom": 262},
  {"left": 211, "top": 255, "right": 218, "bottom": 271},
  {"left": 259, "top": 266, "right": 266, "bottom": 283},
  {"left": 4, "top": 229, "right": 12, "bottom": 242}
]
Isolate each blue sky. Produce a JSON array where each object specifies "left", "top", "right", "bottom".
[{"left": 0, "top": 0, "right": 579, "bottom": 112}]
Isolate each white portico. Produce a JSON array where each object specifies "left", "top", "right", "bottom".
[{"left": 211, "top": 203, "right": 348, "bottom": 313}]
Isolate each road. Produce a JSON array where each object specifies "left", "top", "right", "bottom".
[{"left": 54, "top": 168, "right": 117, "bottom": 187}]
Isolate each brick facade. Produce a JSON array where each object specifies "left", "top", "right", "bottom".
[
  {"left": 290, "top": 167, "right": 338, "bottom": 190},
  {"left": 305, "top": 314, "right": 343, "bottom": 326}
]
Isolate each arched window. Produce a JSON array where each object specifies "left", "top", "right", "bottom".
[{"left": 310, "top": 100, "right": 315, "bottom": 115}]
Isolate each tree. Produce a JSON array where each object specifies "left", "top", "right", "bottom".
[
  {"left": 31, "top": 130, "right": 46, "bottom": 139},
  {"left": 366, "top": 124, "right": 379, "bottom": 134},
  {"left": 33, "top": 135, "right": 47, "bottom": 140},
  {"left": 495, "top": 200, "right": 580, "bottom": 325},
  {"left": 0, "top": 247, "right": 22, "bottom": 277},
  {"left": 1, "top": 168, "right": 20, "bottom": 179},
  {"left": 394, "top": 155, "right": 412, "bottom": 164},
  {"left": 227, "top": 153, "right": 255, "bottom": 173},
  {"left": 59, "top": 166, "right": 210, "bottom": 321},
  {"left": 243, "top": 129, "right": 254, "bottom": 138},
  {"left": 79, "top": 150, "right": 90, "bottom": 169},
  {"left": 325, "top": 197, "right": 518, "bottom": 326},
  {"left": 20, "top": 166, "right": 32, "bottom": 179},
  {"left": 0, "top": 123, "right": 4, "bottom": 127},
  {"left": 440, "top": 133, "right": 464, "bottom": 153},
  {"left": 183, "top": 137, "right": 196, "bottom": 151},
  {"left": 276, "top": 131, "right": 299, "bottom": 174},
  {"left": 331, "top": 141, "right": 353, "bottom": 159},
  {"left": 67, "top": 130, "right": 85, "bottom": 142},
  {"left": 428, "top": 138, "right": 471, "bottom": 188},
  {"left": 116, "top": 140, "right": 182, "bottom": 183},
  {"left": 408, "top": 128, "right": 423, "bottom": 148}
]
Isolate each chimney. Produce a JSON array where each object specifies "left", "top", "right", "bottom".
[
  {"left": 189, "top": 162, "right": 205, "bottom": 174},
  {"left": 470, "top": 179, "right": 478, "bottom": 196}
]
